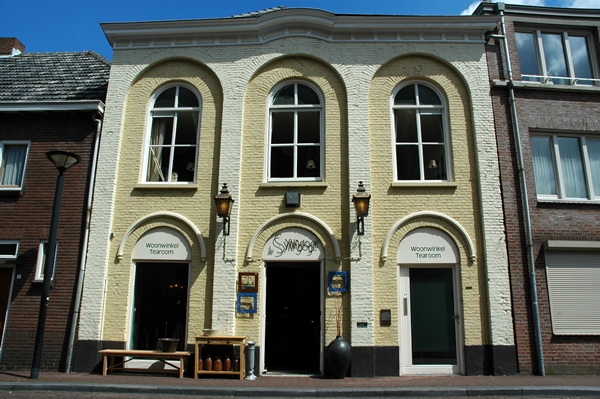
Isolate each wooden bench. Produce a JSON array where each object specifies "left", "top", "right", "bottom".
[{"left": 99, "top": 349, "right": 190, "bottom": 378}]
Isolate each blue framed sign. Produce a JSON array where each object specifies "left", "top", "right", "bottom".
[
  {"left": 328, "top": 271, "right": 348, "bottom": 293},
  {"left": 237, "top": 292, "right": 257, "bottom": 314}
]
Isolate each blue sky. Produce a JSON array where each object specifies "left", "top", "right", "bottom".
[{"left": 1, "top": 0, "right": 598, "bottom": 60}]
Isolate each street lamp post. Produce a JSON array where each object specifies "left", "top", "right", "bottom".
[{"left": 30, "top": 151, "right": 81, "bottom": 379}]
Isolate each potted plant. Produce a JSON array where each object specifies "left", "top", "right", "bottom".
[{"left": 326, "top": 290, "right": 351, "bottom": 378}]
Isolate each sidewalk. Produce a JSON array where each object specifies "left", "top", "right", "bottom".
[{"left": 1, "top": 371, "right": 599, "bottom": 397}]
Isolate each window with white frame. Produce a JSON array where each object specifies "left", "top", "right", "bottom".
[
  {"left": 392, "top": 82, "right": 449, "bottom": 182},
  {"left": 144, "top": 84, "right": 201, "bottom": 183},
  {"left": 515, "top": 29, "right": 596, "bottom": 85},
  {"left": 531, "top": 133, "right": 600, "bottom": 201},
  {"left": 0, "top": 241, "right": 19, "bottom": 261},
  {"left": 35, "top": 241, "right": 58, "bottom": 282},
  {"left": 268, "top": 82, "right": 323, "bottom": 181},
  {"left": 0, "top": 142, "right": 29, "bottom": 190}
]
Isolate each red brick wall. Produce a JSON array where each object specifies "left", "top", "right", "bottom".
[
  {"left": 486, "top": 19, "right": 600, "bottom": 375},
  {"left": 0, "top": 111, "right": 97, "bottom": 371}
]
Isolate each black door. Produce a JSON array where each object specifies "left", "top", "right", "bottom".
[{"left": 265, "top": 262, "right": 320, "bottom": 374}]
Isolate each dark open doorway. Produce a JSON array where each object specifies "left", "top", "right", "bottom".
[
  {"left": 265, "top": 262, "right": 321, "bottom": 375},
  {"left": 132, "top": 262, "right": 188, "bottom": 351}
]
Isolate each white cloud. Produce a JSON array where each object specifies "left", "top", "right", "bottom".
[
  {"left": 565, "top": 0, "right": 600, "bottom": 8},
  {"left": 461, "top": 0, "right": 547, "bottom": 15}
]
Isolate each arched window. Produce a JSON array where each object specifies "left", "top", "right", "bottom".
[
  {"left": 144, "top": 84, "right": 201, "bottom": 183},
  {"left": 268, "top": 82, "right": 323, "bottom": 181},
  {"left": 392, "top": 82, "right": 449, "bottom": 181}
]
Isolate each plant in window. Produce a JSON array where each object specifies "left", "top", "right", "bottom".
[
  {"left": 392, "top": 83, "right": 448, "bottom": 181},
  {"left": 268, "top": 82, "right": 323, "bottom": 181},
  {"left": 145, "top": 85, "right": 200, "bottom": 183}
]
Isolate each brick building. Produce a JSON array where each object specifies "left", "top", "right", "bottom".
[
  {"left": 76, "top": 8, "right": 518, "bottom": 376},
  {"left": 476, "top": 3, "right": 600, "bottom": 375},
  {"left": 0, "top": 38, "right": 109, "bottom": 370}
]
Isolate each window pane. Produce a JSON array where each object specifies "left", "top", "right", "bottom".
[
  {"left": 147, "top": 146, "right": 171, "bottom": 182},
  {"left": 420, "top": 112, "right": 443, "bottom": 143},
  {"left": 154, "top": 87, "right": 176, "bottom": 108},
  {"left": 297, "top": 111, "right": 320, "bottom": 143},
  {"left": 587, "top": 139, "right": 600, "bottom": 197},
  {"left": 1, "top": 145, "right": 27, "bottom": 186},
  {"left": 516, "top": 32, "right": 541, "bottom": 82},
  {"left": 417, "top": 85, "right": 441, "bottom": 105},
  {"left": 297, "top": 145, "right": 320, "bottom": 178},
  {"left": 177, "top": 87, "right": 199, "bottom": 107},
  {"left": 542, "top": 33, "right": 569, "bottom": 84},
  {"left": 423, "top": 145, "right": 446, "bottom": 180},
  {"left": 395, "top": 109, "right": 417, "bottom": 143},
  {"left": 0, "top": 243, "right": 18, "bottom": 256},
  {"left": 297, "top": 84, "right": 320, "bottom": 105},
  {"left": 174, "top": 112, "right": 198, "bottom": 145},
  {"left": 172, "top": 147, "right": 195, "bottom": 182},
  {"left": 557, "top": 137, "right": 586, "bottom": 198},
  {"left": 531, "top": 136, "right": 557, "bottom": 196},
  {"left": 396, "top": 145, "right": 420, "bottom": 180},
  {"left": 273, "top": 85, "right": 295, "bottom": 105},
  {"left": 570, "top": 36, "right": 593, "bottom": 85},
  {"left": 394, "top": 85, "right": 416, "bottom": 105},
  {"left": 271, "top": 112, "right": 294, "bottom": 144},
  {"left": 270, "top": 147, "right": 294, "bottom": 178}
]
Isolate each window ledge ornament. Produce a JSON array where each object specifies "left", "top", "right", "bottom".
[
  {"left": 116, "top": 211, "right": 206, "bottom": 262},
  {"left": 380, "top": 211, "right": 476, "bottom": 264}
]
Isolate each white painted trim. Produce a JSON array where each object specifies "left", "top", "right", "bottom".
[
  {"left": 0, "top": 101, "right": 105, "bottom": 113},
  {"left": 381, "top": 211, "right": 476, "bottom": 263},
  {"left": 245, "top": 212, "right": 341, "bottom": 262},
  {"left": 116, "top": 211, "right": 206, "bottom": 261}
]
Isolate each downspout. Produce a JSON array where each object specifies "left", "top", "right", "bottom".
[
  {"left": 490, "top": 2, "right": 545, "bottom": 376},
  {"left": 65, "top": 114, "right": 102, "bottom": 373}
]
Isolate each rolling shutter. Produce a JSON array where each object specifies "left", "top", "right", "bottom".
[{"left": 545, "top": 251, "right": 600, "bottom": 335}]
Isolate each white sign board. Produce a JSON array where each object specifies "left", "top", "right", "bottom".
[
  {"left": 397, "top": 227, "right": 458, "bottom": 264},
  {"left": 263, "top": 227, "right": 324, "bottom": 261},
  {"left": 133, "top": 227, "right": 192, "bottom": 261}
]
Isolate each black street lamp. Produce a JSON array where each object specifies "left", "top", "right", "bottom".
[{"left": 30, "top": 150, "right": 81, "bottom": 379}]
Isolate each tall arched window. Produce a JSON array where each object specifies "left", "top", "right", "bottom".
[
  {"left": 144, "top": 84, "right": 201, "bottom": 183},
  {"left": 268, "top": 82, "right": 323, "bottom": 181},
  {"left": 392, "top": 82, "right": 449, "bottom": 181}
]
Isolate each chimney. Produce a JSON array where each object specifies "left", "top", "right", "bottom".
[{"left": 0, "top": 38, "right": 25, "bottom": 56}]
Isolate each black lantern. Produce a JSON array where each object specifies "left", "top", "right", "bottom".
[
  {"left": 214, "top": 183, "right": 234, "bottom": 236},
  {"left": 352, "top": 181, "right": 371, "bottom": 236}
]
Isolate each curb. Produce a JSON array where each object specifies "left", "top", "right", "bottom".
[{"left": 1, "top": 382, "right": 600, "bottom": 397}]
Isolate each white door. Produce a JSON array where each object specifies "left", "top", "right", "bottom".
[{"left": 399, "top": 265, "right": 463, "bottom": 375}]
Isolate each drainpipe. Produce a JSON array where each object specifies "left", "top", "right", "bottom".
[
  {"left": 489, "top": 2, "right": 545, "bottom": 376},
  {"left": 65, "top": 114, "right": 102, "bottom": 373}
]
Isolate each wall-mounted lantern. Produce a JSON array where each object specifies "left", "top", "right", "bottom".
[
  {"left": 352, "top": 181, "right": 371, "bottom": 236},
  {"left": 214, "top": 183, "right": 234, "bottom": 236}
]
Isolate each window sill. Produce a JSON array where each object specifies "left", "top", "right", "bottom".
[
  {"left": 390, "top": 182, "right": 458, "bottom": 189},
  {"left": 493, "top": 79, "right": 600, "bottom": 93},
  {"left": 134, "top": 183, "right": 199, "bottom": 190},
  {"left": 260, "top": 181, "right": 329, "bottom": 189},
  {"left": 537, "top": 198, "right": 600, "bottom": 205}
]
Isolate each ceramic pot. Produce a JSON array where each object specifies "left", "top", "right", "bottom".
[{"left": 326, "top": 336, "right": 351, "bottom": 379}]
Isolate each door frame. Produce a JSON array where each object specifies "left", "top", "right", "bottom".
[
  {"left": 0, "top": 266, "right": 15, "bottom": 361},
  {"left": 260, "top": 260, "right": 324, "bottom": 375},
  {"left": 127, "top": 261, "right": 191, "bottom": 350},
  {"left": 398, "top": 263, "right": 464, "bottom": 375}
]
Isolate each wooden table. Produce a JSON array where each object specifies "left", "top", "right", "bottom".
[
  {"left": 99, "top": 349, "right": 190, "bottom": 378},
  {"left": 194, "top": 336, "right": 246, "bottom": 379}
]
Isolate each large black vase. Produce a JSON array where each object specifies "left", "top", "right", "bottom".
[{"left": 326, "top": 336, "right": 351, "bottom": 378}]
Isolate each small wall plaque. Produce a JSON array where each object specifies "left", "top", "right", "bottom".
[
  {"left": 328, "top": 271, "right": 348, "bottom": 293},
  {"left": 380, "top": 309, "right": 392, "bottom": 327},
  {"left": 238, "top": 272, "right": 258, "bottom": 293},
  {"left": 357, "top": 322, "right": 368, "bottom": 328},
  {"left": 237, "top": 292, "right": 257, "bottom": 314}
]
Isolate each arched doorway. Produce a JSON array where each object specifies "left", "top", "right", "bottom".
[
  {"left": 130, "top": 227, "right": 192, "bottom": 352},
  {"left": 397, "top": 227, "right": 464, "bottom": 375},
  {"left": 260, "top": 227, "right": 324, "bottom": 375}
]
